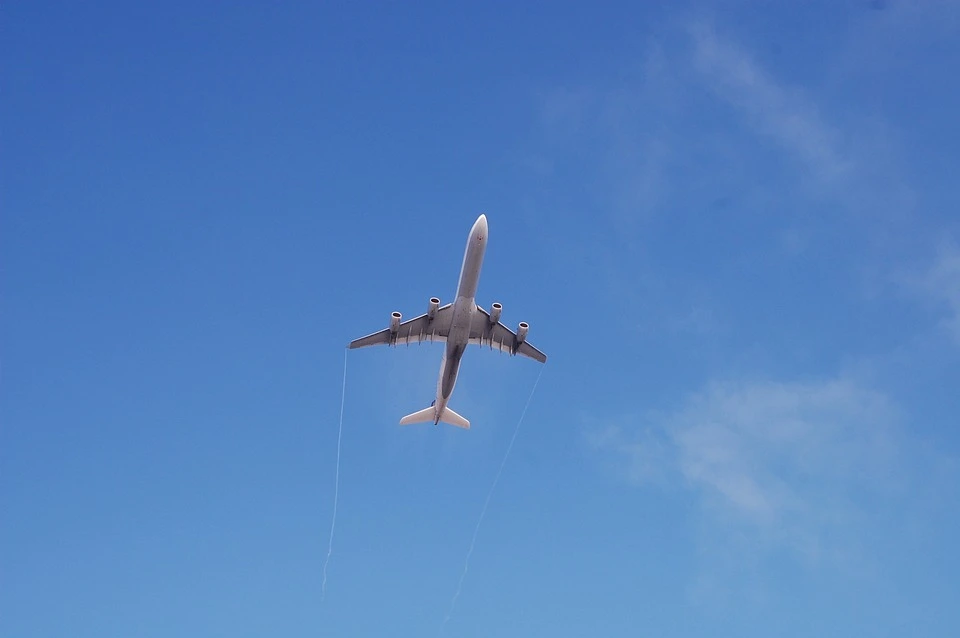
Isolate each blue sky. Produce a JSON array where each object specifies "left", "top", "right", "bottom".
[{"left": 3, "top": 1, "right": 960, "bottom": 636}]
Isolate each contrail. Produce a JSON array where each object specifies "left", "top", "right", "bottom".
[
  {"left": 440, "top": 365, "right": 545, "bottom": 633},
  {"left": 322, "top": 349, "right": 348, "bottom": 602}
]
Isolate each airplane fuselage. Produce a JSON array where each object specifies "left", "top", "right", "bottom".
[{"left": 433, "top": 214, "right": 488, "bottom": 423}]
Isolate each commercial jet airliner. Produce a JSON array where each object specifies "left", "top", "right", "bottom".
[{"left": 348, "top": 214, "right": 547, "bottom": 429}]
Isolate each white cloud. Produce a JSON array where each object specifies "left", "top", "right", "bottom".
[
  {"left": 686, "top": 19, "right": 920, "bottom": 236},
  {"left": 689, "top": 22, "right": 853, "bottom": 186},
  {"left": 593, "top": 377, "right": 903, "bottom": 561},
  {"left": 527, "top": 17, "right": 958, "bottom": 354}
]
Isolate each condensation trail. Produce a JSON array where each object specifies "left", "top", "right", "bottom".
[
  {"left": 440, "top": 365, "right": 545, "bottom": 633},
  {"left": 322, "top": 349, "right": 348, "bottom": 602}
]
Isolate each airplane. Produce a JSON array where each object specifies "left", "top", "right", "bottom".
[{"left": 348, "top": 214, "right": 547, "bottom": 429}]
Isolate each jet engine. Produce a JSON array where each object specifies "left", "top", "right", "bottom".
[
  {"left": 489, "top": 302, "right": 502, "bottom": 324},
  {"left": 390, "top": 311, "right": 401, "bottom": 333},
  {"left": 428, "top": 297, "right": 440, "bottom": 319},
  {"left": 517, "top": 321, "right": 529, "bottom": 343}
]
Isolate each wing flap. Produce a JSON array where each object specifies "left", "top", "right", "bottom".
[
  {"left": 469, "top": 305, "right": 547, "bottom": 363},
  {"left": 349, "top": 304, "right": 454, "bottom": 349}
]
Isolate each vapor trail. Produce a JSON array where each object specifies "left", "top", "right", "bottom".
[
  {"left": 440, "top": 366, "right": 545, "bottom": 633},
  {"left": 322, "top": 349, "right": 348, "bottom": 602}
]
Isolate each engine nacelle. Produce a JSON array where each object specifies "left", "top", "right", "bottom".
[
  {"left": 489, "top": 302, "right": 502, "bottom": 324},
  {"left": 517, "top": 321, "right": 529, "bottom": 343},
  {"left": 428, "top": 297, "right": 440, "bottom": 320},
  {"left": 389, "top": 311, "right": 401, "bottom": 333}
]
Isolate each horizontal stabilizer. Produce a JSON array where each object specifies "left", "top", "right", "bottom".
[
  {"left": 439, "top": 406, "right": 470, "bottom": 429},
  {"left": 399, "top": 406, "right": 437, "bottom": 426},
  {"left": 398, "top": 405, "right": 470, "bottom": 429}
]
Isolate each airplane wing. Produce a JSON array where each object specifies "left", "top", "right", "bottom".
[
  {"left": 469, "top": 305, "right": 548, "bottom": 363},
  {"left": 349, "top": 304, "right": 454, "bottom": 349}
]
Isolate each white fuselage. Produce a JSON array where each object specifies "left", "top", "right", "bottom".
[{"left": 433, "top": 214, "right": 488, "bottom": 423}]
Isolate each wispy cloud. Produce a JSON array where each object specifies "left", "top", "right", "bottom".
[
  {"left": 589, "top": 370, "right": 960, "bottom": 615},
  {"left": 523, "top": 16, "right": 956, "bottom": 351},
  {"left": 592, "top": 377, "right": 903, "bottom": 561},
  {"left": 689, "top": 22, "right": 853, "bottom": 186},
  {"left": 686, "top": 19, "right": 920, "bottom": 236},
  {"left": 565, "top": 7, "right": 960, "bottom": 617}
]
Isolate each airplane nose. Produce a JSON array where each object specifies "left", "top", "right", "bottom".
[{"left": 475, "top": 214, "right": 488, "bottom": 240}]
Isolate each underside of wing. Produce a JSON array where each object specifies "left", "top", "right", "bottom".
[
  {"left": 469, "top": 304, "right": 547, "bottom": 363},
  {"left": 349, "top": 303, "right": 454, "bottom": 349}
]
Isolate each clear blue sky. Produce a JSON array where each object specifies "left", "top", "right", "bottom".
[{"left": 4, "top": 2, "right": 960, "bottom": 636}]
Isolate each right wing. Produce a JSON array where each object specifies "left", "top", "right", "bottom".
[
  {"left": 469, "top": 305, "right": 547, "bottom": 363},
  {"left": 349, "top": 304, "right": 454, "bottom": 349}
]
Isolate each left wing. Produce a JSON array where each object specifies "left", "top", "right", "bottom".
[
  {"left": 349, "top": 304, "right": 454, "bottom": 349},
  {"left": 469, "top": 305, "right": 547, "bottom": 363}
]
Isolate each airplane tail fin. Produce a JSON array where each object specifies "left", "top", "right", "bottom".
[{"left": 398, "top": 405, "right": 470, "bottom": 429}]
